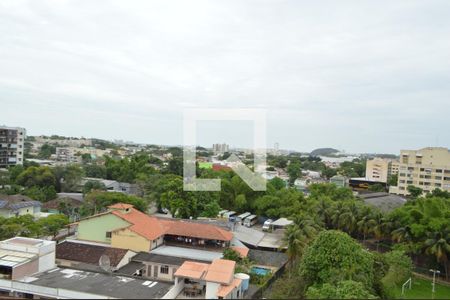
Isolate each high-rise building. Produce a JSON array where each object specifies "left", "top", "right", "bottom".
[
  {"left": 0, "top": 126, "right": 26, "bottom": 168},
  {"left": 212, "top": 143, "right": 229, "bottom": 154},
  {"left": 366, "top": 158, "right": 399, "bottom": 183},
  {"left": 390, "top": 147, "right": 450, "bottom": 196}
]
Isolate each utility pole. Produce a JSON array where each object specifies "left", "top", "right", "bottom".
[{"left": 429, "top": 269, "right": 441, "bottom": 297}]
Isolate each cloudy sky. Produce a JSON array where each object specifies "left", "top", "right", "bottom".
[{"left": 1, "top": 0, "right": 449, "bottom": 154}]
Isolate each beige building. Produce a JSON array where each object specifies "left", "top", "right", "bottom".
[
  {"left": 366, "top": 158, "right": 399, "bottom": 183},
  {"left": 390, "top": 147, "right": 450, "bottom": 196}
]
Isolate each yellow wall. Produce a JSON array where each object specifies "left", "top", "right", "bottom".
[{"left": 111, "top": 228, "right": 151, "bottom": 252}]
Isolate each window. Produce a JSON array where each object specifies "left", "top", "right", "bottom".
[
  {"left": 160, "top": 265, "right": 169, "bottom": 274},
  {"left": 106, "top": 231, "right": 112, "bottom": 238},
  {"left": 435, "top": 169, "right": 443, "bottom": 173}
]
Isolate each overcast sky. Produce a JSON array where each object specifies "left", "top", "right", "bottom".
[{"left": 1, "top": 0, "right": 449, "bottom": 154}]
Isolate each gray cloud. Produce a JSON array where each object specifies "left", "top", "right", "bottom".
[{"left": 1, "top": 0, "right": 449, "bottom": 153}]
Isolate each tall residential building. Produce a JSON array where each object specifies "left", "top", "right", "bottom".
[
  {"left": 212, "top": 143, "right": 229, "bottom": 154},
  {"left": 392, "top": 147, "right": 450, "bottom": 196},
  {"left": 366, "top": 158, "right": 399, "bottom": 183},
  {"left": 0, "top": 126, "right": 26, "bottom": 168}
]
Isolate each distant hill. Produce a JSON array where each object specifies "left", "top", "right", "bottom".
[{"left": 310, "top": 148, "right": 339, "bottom": 157}]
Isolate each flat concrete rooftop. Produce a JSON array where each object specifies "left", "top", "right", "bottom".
[{"left": 25, "top": 268, "right": 172, "bottom": 299}]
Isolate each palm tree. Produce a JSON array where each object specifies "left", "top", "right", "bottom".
[
  {"left": 357, "top": 212, "right": 376, "bottom": 242},
  {"left": 424, "top": 229, "right": 450, "bottom": 280},
  {"left": 391, "top": 225, "right": 413, "bottom": 243},
  {"left": 282, "top": 225, "right": 307, "bottom": 269},
  {"left": 282, "top": 217, "right": 319, "bottom": 270},
  {"left": 314, "top": 198, "right": 329, "bottom": 224},
  {"left": 330, "top": 202, "right": 347, "bottom": 229},
  {"left": 339, "top": 202, "right": 359, "bottom": 235},
  {"left": 371, "top": 212, "right": 386, "bottom": 251}
]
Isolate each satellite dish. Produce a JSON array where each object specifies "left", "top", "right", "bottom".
[{"left": 99, "top": 254, "right": 111, "bottom": 273}]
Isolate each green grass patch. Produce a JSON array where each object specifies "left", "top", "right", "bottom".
[
  {"left": 198, "top": 162, "right": 213, "bottom": 169},
  {"left": 393, "top": 277, "right": 450, "bottom": 299}
]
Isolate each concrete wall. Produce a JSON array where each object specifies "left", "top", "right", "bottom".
[
  {"left": 151, "top": 236, "right": 164, "bottom": 250},
  {"left": 0, "top": 279, "right": 109, "bottom": 299},
  {"left": 111, "top": 227, "right": 151, "bottom": 252},
  {"left": 38, "top": 251, "right": 56, "bottom": 273},
  {"left": 12, "top": 259, "right": 39, "bottom": 280},
  {"left": 205, "top": 281, "right": 220, "bottom": 299},
  {"left": 145, "top": 262, "right": 177, "bottom": 281},
  {"left": 162, "top": 277, "right": 184, "bottom": 299},
  {"left": 77, "top": 213, "right": 130, "bottom": 243},
  {"left": 0, "top": 206, "right": 38, "bottom": 218},
  {"left": 116, "top": 250, "right": 137, "bottom": 269}
]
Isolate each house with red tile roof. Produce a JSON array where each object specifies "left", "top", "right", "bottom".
[
  {"left": 75, "top": 203, "right": 233, "bottom": 253},
  {"left": 169, "top": 258, "right": 244, "bottom": 299}
]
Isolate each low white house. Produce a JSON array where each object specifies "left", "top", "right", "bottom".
[{"left": 0, "top": 195, "right": 41, "bottom": 218}]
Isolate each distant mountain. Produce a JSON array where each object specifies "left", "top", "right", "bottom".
[{"left": 310, "top": 148, "right": 340, "bottom": 157}]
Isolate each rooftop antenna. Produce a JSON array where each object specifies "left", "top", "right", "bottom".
[{"left": 99, "top": 254, "right": 111, "bottom": 274}]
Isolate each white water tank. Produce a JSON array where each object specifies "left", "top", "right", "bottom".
[{"left": 235, "top": 273, "right": 250, "bottom": 291}]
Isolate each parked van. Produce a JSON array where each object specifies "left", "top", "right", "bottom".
[
  {"left": 236, "top": 212, "right": 251, "bottom": 225},
  {"left": 262, "top": 219, "right": 273, "bottom": 231},
  {"left": 243, "top": 215, "right": 258, "bottom": 227},
  {"left": 223, "top": 211, "right": 237, "bottom": 220},
  {"left": 218, "top": 210, "right": 229, "bottom": 218}
]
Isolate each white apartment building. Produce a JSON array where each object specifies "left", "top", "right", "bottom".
[
  {"left": 391, "top": 147, "right": 450, "bottom": 196},
  {"left": 212, "top": 143, "right": 229, "bottom": 154},
  {"left": 0, "top": 126, "right": 26, "bottom": 168}
]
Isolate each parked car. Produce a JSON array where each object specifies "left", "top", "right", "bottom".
[{"left": 262, "top": 219, "right": 273, "bottom": 231}]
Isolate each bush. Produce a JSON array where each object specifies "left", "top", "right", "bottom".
[{"left": 300, "top": 230, "right": 375, "bottom": 290}]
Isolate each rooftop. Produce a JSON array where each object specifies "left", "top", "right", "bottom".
[
  {"left": 174, "top": 261, "right": 209, "bottom": 280},
  {"left": 230, "top": 246, "right": 249, "bottom": 258},
  {"left": 159, "top": 218, "right": 233, "bottom": 241},
  {"left": 109, "top": 206, "right": 166, "bottom": 241},
  {"left": 79, "top": 203, "right": 234, "bottom": 242},
  {"left": 174, "top": 259, "right": 235, "bottom": 285},
  {"left": 26, "top": 268, "right": 172, "bottom": 299},
  {"left": 0, "top": 249, "right": 36, "bottom": 267},
  {"left": 56, "top": 241, "right": 132, "bottom": 267},
  {"left": 150, "top": 246, "right": 223, "bottom": 262},
  {"left": 132, "top": 252, "right": 209, "bottom": 265},
  {"left": 359, "top": 192, "right": 407, "bottom": 212},
  {"left": 271, "top": 218, "right": 294, "bottom": 227},
  {"left": 203, "top": 259, "right": 235, "bottom": 284},
  {"left": 217, "top": 278, "right": 242, "bottom": 298},
  {"left": 0, "top": 194, "right": 41, "bottom": 210}
]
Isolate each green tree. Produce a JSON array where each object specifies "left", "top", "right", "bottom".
[
  {"left": 424, "top": 228, "right": 450, "bottom": 279},
  {"left": 407, "top": 185, "right": 423, "bottom": 198},
  {"left": 222, "top": 248, "right": 242, "bottom": 262},
  {"left": 38, "top": 143, "right": 56, "bottom": 159},
  {"left": 36, "top": 214, "right": 69, "bottom": 238},
  {"left": 83, "top": 191, "right": 147, "bottom": 215},
  {"left": 306, "top": 280, "right": 376, "bottom": 299},
  {"left": 368, "top": 183, "right": 385, "bottom": 192},
  {"left": 22, "top": 185, "right": 57, "bottom": 202},
  {"left": 387, "top": 174, "right": 398, "bottom": 186},
  {"left": 300, "top": 230, "right": 375, "bottom": 290},
  {"left": 83, "top": 164, "right": 107, "bottom": 178},
  {"left": 16, "top": 166, "right": 56, "bottom": 188},
  {"left": 287, "top": 161, "right": 301, "bottom": 186},
  {"left": 269, "top": 177, "right": 286, "bottom": 190},
  {"left": 83, "top": 180, "right": 107, "bottom": 195}
]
